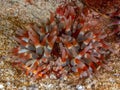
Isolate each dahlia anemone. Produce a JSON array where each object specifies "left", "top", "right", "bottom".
[
  {"left": 12, "top": 1, "right": 112, "bottom": 79},
  {"left": 83, "top": 0, "right": 120, "bottom": 39}
]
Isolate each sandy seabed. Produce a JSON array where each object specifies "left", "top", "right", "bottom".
[{"left": 0, "top": 0, "right": 120, "bottom": 90}]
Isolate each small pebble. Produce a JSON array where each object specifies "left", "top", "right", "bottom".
[
  {"left": 109, "top": 78, "right": 115, "bottom": 83},
  {"left": 76, "top": 85, "right": 85, "bottom": 90},
  {"left": 0, "top": 84, "right": 4, "bottom": 89}
]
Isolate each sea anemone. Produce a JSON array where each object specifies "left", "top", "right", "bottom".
[
  {"left": 83, "top": 0, "right": 120, "bottom": 41},
  {"left": 12, "top": 1, "right": 112, "bottom": 79}
]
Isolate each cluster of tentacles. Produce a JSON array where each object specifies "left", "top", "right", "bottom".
[
  {"left": 12, "top": 1, "right": 113, "bottom": 79},
  {"left": 83, "top": 0, "right": 120, "bottom": 40}
]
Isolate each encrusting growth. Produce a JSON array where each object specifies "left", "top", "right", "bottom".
[{"left": 12, "top": 1, "right": 113, "bottom": 79}]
